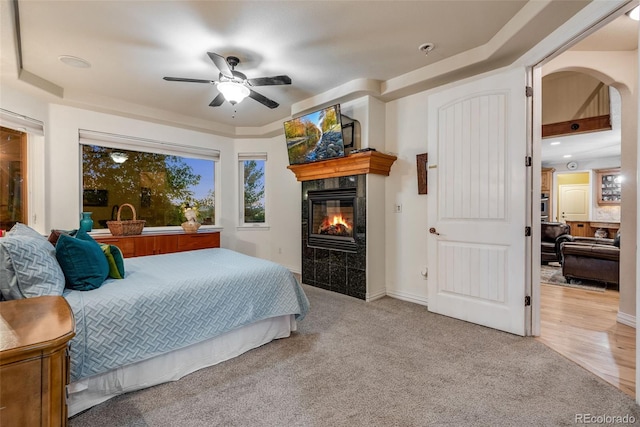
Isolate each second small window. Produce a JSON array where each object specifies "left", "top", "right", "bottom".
[{"left": 239, "top": 153, "right": 266, "bottom": 225}]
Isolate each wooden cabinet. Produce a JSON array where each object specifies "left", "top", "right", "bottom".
[
  {"left": 595, "top": 167, "right": 621, "bottom": 205},
  {"left": 541, "top": 167, "right": 555, "bottom": 221},
  {"left": 566, "top": 220, "right": 620, "bottom": 238},
  {"left": 94, "top": 231, "right": 220, "bottom": 258},
  {"left": 541, "top": 167, "right": 554, "bottom": 193},
  {"left": 566, "top": 221, "right": 590, "bottom": 237},
  {"left": 0, "top": 296, "right": 75, "bottom": 427},
  {"left": 177, "top": 233, "right": 220, "bottom": 252}
]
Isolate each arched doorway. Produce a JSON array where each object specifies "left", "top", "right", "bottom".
[{"left": 536, "top": 37, "right": 637, "bottom": 396}]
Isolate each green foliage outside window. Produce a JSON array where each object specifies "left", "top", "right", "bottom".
[
  {"left": 243, "top": 160, "right": 265, "bottom": 223},
  {"left": 82, "top": 145, "right": 215, "bottom": 228}
]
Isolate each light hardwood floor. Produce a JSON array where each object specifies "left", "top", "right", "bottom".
[{"left": 537, "top": 283, "right": 635, "bottom": 397}]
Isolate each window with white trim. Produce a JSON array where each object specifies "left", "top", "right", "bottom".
[
  {"left": 238, "top": 153, "right": 266, "bottom": 226},
  {"left": 0, "top": 109, "right": 45, "bottom": 232},
  {"left": 79, "top": 130, "right": 219, "bottom": 229}
]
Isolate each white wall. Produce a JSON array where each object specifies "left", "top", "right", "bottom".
[
  {"left": 232, "top": 136, "right": 301, "bottom": 272},
  {"left": 384, "top": 91, "right": 430, "bottom": 305}
]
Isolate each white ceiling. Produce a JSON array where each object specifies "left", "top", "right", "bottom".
[
  {"left": 1, "top": 0, "right": 594, "bottom": 135},
  {"left": 541, "top": 14, "right": 638, "bottom": 166}
]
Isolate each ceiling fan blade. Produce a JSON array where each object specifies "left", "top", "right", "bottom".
[
  {"left": 207, "top": 52, "right": 233, "bottom": 78},
  {"left": 209, "top": 93, "right": 225, "bottom": 107},
  {"left": 247, "top": 75, "right": 292, "bottom": 86},
  {"left": 163, "top": 77, "right": 214, "bottom": 84},
  {"left": 249, "top": 89, "right": 279, "bottom": 109}
]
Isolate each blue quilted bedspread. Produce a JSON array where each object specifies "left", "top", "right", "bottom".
[{"left": 63, "top": 248, "right": 309, "bottom": 382}]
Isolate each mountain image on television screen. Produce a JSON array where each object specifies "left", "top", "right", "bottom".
[{"left": 284, "top": 105, "right": 344, "bottom": 164}]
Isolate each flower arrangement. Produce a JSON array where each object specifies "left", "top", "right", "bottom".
[
  {"left": 179, "top": 201, "right": 201, "bottom": 233},
  {"left": 179, "top": 201, "right": 200, "bottom": 223}
]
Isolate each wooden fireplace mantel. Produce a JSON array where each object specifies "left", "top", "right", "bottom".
[{"left": 287, "top": 151, "right": 397, "bottom": 182}]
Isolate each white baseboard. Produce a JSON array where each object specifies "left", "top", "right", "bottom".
[
  {"left": 385, "top": 289, "right": 428, "bottom": 306},
  {"left": 287, "top": 267, "right": 301, "bottom": 275},
  {"left": 366, "top": 289, "right": 387, "bottom": 302},
  {"left": 617, "top": 311, "right": 636, "bottom": 328}
]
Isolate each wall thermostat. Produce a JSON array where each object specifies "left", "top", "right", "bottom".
[{"left": 567, "top": 161, "right": 578, "bottom": 170}]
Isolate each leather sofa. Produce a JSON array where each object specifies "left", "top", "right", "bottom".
[
  {"left": 541, "top": 222, "right": 572, "bottom": 264},
  {"left": 560, "top": 232, "right": 620, "bottom": 287}
]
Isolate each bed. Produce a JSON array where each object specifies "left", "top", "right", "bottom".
[{"left": 63, "top": 248, "right": 309, "bottom": 416}]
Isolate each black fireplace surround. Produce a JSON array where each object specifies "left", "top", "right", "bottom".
[{"left": 302, "top": 175, "right": 366, "bottom": 299}]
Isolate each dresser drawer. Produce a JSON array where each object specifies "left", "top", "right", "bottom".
[{"left": 177, "top": 233, "right": 220, "bottom": 251}]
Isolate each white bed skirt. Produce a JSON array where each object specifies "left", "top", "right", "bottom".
[{"left": 67, "top": 315, "right": 296, "bottom": 417}]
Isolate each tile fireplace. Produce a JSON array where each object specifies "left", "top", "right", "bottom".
[
  {"left": 302, "top": 176, "right": 366, "bottom": 299},
  {"left": 289, "top": 151, "right": 397, "bottom": 301}
]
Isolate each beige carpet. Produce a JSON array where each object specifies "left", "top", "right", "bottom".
[{"left": 69, "top": 284, "right": 638, "bottom": 426}]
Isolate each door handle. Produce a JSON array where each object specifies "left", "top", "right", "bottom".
[{"left": 429, "top": 227, "right": 440, "bottom": 235}]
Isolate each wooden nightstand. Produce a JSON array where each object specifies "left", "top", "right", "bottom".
[{"left": 0, "top": 296, "right": 75, "bottom": 427}]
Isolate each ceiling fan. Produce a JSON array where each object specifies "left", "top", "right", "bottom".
[{"left": 163, "top": 52, "right": 291, "bottom": 109}]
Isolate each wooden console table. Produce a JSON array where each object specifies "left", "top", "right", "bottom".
[
  {"left": 94, "top": 231, "right": 221, "bottom": 258},
  {"left": 0, "top": 296, "right": 75, "bottom": 427}
]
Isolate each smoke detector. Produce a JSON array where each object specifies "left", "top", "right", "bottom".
[{"left": 418, "top": 43, "right": 435, "bottom": 55}]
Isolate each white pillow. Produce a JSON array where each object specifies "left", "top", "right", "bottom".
[{"left": 0, "top": 235, "right": 65, "bottom": 300}]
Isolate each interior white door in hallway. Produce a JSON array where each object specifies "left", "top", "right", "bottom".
[
  {"left": 558, "top": 184, "right": 589, "bottom": 222},
  {"left": 427, "top": 67, "right": 528, "bottom": 336}
]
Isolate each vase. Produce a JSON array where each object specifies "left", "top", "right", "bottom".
[{"left": 80, "top": 212, "right": 94, "bottom": 232}]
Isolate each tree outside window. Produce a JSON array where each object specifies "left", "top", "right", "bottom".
[
  {"left": 241, "top": 159, "right": 265, "bottom": 224},
  {"left": 82, "top": 145, "right": 215, "bottom": 228}
]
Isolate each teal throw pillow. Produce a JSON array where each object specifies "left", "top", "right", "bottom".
[
  {"left": 55, "top": 232, "right": 109, "bottom": 291},
  {"left": 99, "top": 243, "right": 126, "bottom": 279}
]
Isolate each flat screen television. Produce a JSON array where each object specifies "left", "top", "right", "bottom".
[{"left": 284, "top": 104, "right": 345, "bottom": 165}]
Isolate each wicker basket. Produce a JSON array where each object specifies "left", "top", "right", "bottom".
[{"left": 106, "top": 203, "right": 145, "bottom": 236}]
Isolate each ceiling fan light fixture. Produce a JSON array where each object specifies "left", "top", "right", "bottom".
[{"left": 217, "top": 81, "right": 250, "bottom": 105}]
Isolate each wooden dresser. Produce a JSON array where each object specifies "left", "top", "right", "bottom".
[
  {"left": 0, "top": 296, "right": 75, "bottom": 427},
  {"left": 94, "top": 231, "right": 220, "bottom": 258}
]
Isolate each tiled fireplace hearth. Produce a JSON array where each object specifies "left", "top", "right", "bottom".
[{"left": 289, "top": 151, "right": 397, "bottom": 300}]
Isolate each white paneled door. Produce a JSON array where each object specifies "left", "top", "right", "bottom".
[{"left": 427, "top": 67, "right": 528, "bottom": 336}]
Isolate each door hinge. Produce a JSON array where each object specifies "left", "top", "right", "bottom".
[
  {"left": 525, "top": 86, "right": 533, "bottom": 97},
  {"left": 525, "top": 226, "right": 531, "bottom": 236},
  {"left": 525, "top": 156, "right": 532, "bottom": 167},
  {"left": 525, "top": 296, "right": 531, "bottom": 306}
]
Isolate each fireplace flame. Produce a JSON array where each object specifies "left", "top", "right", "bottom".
[
  {"left": 319, "top": 214, "right": 352, "bottom": 236},
  {"left": 327, "top": 215, "right": 350, "bottom": 228}
]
